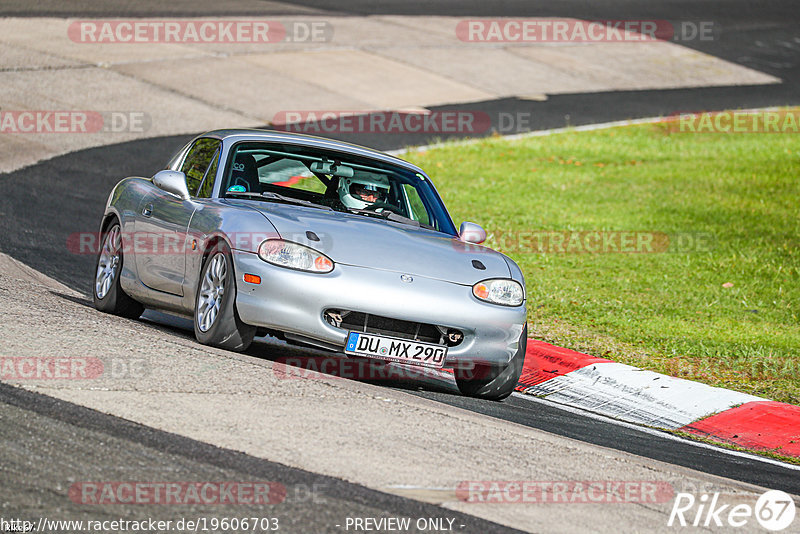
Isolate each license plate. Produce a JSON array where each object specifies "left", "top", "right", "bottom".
[{"left": 344, "top": 331, "right": 447, "bottom": 368}]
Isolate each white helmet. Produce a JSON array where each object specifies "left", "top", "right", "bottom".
[{"left": 338, "top": 174, "right": 390, "bottom": 209}]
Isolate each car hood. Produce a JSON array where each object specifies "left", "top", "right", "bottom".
[{"left": 231, "top": 201, "right": 511, "bottom": 285}]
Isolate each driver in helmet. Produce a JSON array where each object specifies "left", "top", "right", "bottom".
[{"left": 337, "top": 175, "right": 391, "bottom": 210}]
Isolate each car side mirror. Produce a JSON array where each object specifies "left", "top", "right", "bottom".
[
  {"left": 153, "top": 170, "right": 190, "bottom": 200},
  {"left": 459, "top": 222, "right": 486, "bottom": 244}
]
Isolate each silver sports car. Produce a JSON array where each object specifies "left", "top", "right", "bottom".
[{"left": 93, "top": 129, "right": 527, "bottom": 400}]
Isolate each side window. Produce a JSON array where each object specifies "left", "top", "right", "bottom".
[
  {"left": 197, "top": 150, "right": 220, "bottom": 198},
  {"left": 403, "top": 184, "right": 432, "bottom": 226},
  {"left": 181, "top": 138, "right": 220, "bottom": 195}
]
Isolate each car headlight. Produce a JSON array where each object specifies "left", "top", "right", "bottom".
[
  {"left": 257, "top": 239, "right": 334, "bottom": 273},
  {"left": 472, "top": 279, "right": 524, "bottom": 306}
]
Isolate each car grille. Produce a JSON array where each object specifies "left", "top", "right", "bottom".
[{"left": 324, "top": 310, "right": 462, "bottom": 347}]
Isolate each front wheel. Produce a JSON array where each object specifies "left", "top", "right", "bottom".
[
  {"left": 93, "top": 221, "right": 144, "bottom": 320},
  {"left": 454, "top": 325, "right": 527, "bottom": 401},
  {"left": 194, "top": 243, "right": 255, "bottom": 352}
]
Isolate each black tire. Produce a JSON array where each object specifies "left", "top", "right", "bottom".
[
  {"left": 454, "top": 324, "right": 527, "bottom": 401},
  {"left": 193, "top": 242, "right": 255, "bottom": 352},
  {"left": 93, "top": 220, "right": 144, "bottom": 320}
]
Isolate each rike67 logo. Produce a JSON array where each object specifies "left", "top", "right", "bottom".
[{"left": 669, "top": 490, "right": 796, "bottom": 531}]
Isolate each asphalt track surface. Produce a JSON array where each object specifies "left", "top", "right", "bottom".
[
  {"left": 96, "top": 309, "right": 800, "bottom": 497},
  {"left": 2, "top": 0, "right": 800, "bottom": 526},
  {"left": 0, "top": 382, "right": 521, "bottom": 534},
  {"left": 1, "top": 1, "right": 799, "bottom": 143}
]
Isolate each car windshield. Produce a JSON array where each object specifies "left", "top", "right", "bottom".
[{"left": 221, "top": 141, "right": 457, "bottom": 234}]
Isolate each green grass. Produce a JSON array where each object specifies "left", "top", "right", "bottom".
[{"left": 402, "top": 115, "right": 800, "bottom": 404}]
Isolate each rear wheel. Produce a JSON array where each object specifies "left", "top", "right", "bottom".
[
  {"left": 193, "top": 242, "right": 255, "bottom": 352},
  {"left": 455, "top": 325, "right": 527, "bottom": 401},
  {"left": 93, "top": 221, "right": 144, "bottom": 320}
]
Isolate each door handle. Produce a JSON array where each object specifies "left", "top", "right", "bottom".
[{"left": 142, "top": 204, "right": 153, "bottom": 217}]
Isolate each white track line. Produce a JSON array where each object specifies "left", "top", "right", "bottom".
[
  {"left": 511, "top": 392, "right": 800, "bottom": 472},
  {"left": 387, "top": 116, "right": 668, "bottom": 156},
  {"left": 389, "top": 110, "right": 800, "bottom": 470},
  {"left": 521, "top": 362, "right": 763, "bottom": 429},
  {"left": 390, "top": 107, "right": 791, "bottom": 156}
]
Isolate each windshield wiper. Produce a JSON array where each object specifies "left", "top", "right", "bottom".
[
  {"left": 223, "top": 191, "right": 262, "bottom": 200},
  {"left": 225, "top": 191, "right": 332, "bottom": 211},
  {"left": 262, "top": 191, "right": 334, "bottom": 211},
  {"left": 349, "top": 208, "right": 421, "bottom": 227}
]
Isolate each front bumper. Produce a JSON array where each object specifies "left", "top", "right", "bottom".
[{"left": 232, "top": 250, "right": 526, "bottom": 367}]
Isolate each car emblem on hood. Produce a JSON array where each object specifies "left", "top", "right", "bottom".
[{"left": 400, "top": 274, "right": 413, "bottom": 283}]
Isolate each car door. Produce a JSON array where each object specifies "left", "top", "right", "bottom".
[{"left": 135, "top": 138, "right": 220, "bottom": 296}]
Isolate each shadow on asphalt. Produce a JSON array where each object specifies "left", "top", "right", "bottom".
[
  {"left": 75, "top": 302, "right": 464, "bottom": 397},
  {"left": 48, "top": 288, "right": 461, "bottom": 395}
]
